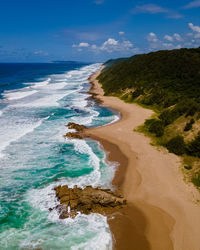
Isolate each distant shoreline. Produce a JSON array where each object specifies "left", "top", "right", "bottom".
[{"left": 87, "top": 68, "right": 200, "bottom": 250}]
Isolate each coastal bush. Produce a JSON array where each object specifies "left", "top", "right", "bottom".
[
  {"left": 186, "top": 132, "right": 200, "bottom": 158},
  {"left": 191, "top": 173, "right": 200, "bottom": 187},
  {"left": 98, "top": 47, "right": 200, "bottom": 161},
  {"left": 131, "top": 88, "right": 144, "bottom": 99},
  {"left": 184, "top": 122, "right": 192, "bottom": 131},
  {"left": 159, "top": 101, "right": 199, "bottom": 127},
  {"left": 175, "top": 99, "right": 200, "bottom": 117},
  {"left": 184, "top": 165, "right": 192, "bottom": 170},
  {"left": 146, "top": 119, "right": 165, "bottom": 137},
  {"left": 190, "top": 118, "right": 195, "bottom": 124},
  {"left": 184, "top": 118, "right": 195, "bottom": 131},
  {"left": 141, "top": 88, "right": 178, "bottom": 108},
  {"left": 166, "top": 136, "right": 185, "bottom": 155},
  {"left": 99, "top": 48, "right": 200, "bottom": 104},
  {"left": 159, "top": 109, "right": 179, "bottom": 126}
]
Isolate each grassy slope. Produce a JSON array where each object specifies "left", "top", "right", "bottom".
[{"left": 98, "top": 48, "right": 200, "bottom": 188}]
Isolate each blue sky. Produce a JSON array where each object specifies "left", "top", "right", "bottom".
[{"left": 0, "top": 0, "right": 200, "bottom": 62}]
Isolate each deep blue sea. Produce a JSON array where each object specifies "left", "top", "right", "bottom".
[{"left": 0, "top": 62, "right": 119, "bottom": 249}]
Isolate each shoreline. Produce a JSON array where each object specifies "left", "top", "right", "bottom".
[{"left": 87, "top": 68, "right": 200, "bottom": 250}]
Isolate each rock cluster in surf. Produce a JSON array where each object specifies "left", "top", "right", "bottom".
[
  {"left": 53, "top": 185, "right": 126, "bottom": 218},
  {"left": 64, "top": 122, "right": 87, "bottom": 139}
]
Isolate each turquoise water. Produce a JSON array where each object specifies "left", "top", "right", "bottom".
[{"left": 0, "top": 63, "right": 119, "bottom": 249}]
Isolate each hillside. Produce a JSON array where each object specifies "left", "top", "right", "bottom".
[{"left": 98, "top": 48, "right": 200, "bottom": 188}]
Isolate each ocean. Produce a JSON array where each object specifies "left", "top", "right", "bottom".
[{"left": 0, "top": 62, "right": 119, "bottom": 249}]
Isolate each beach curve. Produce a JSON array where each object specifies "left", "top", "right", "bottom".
[{"left": 86, "top": 68, "right": 200, "bottom": 250}]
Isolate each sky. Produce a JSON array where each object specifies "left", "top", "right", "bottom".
[{"left": 0, "top": 0, "right": 200, "bottom": 62}]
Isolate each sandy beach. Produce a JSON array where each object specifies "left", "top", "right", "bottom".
[{"left": 87, "top": 69, "right": 200, "bottom": 250}]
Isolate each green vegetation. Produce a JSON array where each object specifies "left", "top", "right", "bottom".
[
  {"left": 98, "top": 48, "right": 200, "bottom": 188},
  {"left": 184, "top": 165, "right": 192, "bottom": 170},
  {"left": 187, "top": 132, "right": 200, "bottom": 158},
  {"left": 99, "top": 48, "right": 200, "bottom": 102},
  {"left": 184, "top": 118, "right": 195, "bottom": 131},
  {"left": 192, "top": 174, "right": 200, "bottom": 187},
  {"left": 144, "top": 119, "right": 164, "bottom": 137},
  {"left": 166, "top": 136, "right": 185, "bottom": 155}
]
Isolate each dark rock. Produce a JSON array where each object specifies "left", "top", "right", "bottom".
[
  {"left": 60, "top": 195, "right": 70, "bottom": 203},
  {"left": 54, "top": 185, "right": 127, "bottom": 218},
  {"left": 66, "top": 122, "right": 86, "bottom": 132},
  {"left": 64, "top": 123, "right": 88, "bottom": 140},
  {"left": 64, "top": 132, "right": 83, "bottom": 139}
]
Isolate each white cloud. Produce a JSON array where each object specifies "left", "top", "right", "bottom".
[
  {"left": 91, "top": 44, "right": 97, "bottom": 49},
  {"left": 89, "top": 38, "right": 134, "bottom": 53},
  {"left": 132, "top": 4, "right": 168, "bottom": 14},
  {"left": 72, "top": 42, "right": 90, "bottom": 48},
  {"left": 119, "top": 31, "right": 125, "bottom": 35},
  {"left": 162, "top": 43, "right": 174, "bottom": 49},
  {"left": 34, "top": 50, "right": 43, "bottom": 55},
  {"left": 33, "top": 50, "right": 49, "bottom": 56},
  {"left": 79, "top": 42, "right": 90, "bottom": 47},
  {"left": 164, "top": 35, "right": 174, "bottom": 42},
  {"left": 100, "top": 38, "right": 118, "bottom": 52},
  {"left": 122, "top": 40, "right": 133, "bottom": 49},
  {"left": 188, "top": 23, "right": 200, "bottom": 33},
  {"left": 132, "top": 47, "right": 140, "bottom": 53},
  {"left": 147, "top": 32, "right": 182, "bottom": 51},
  {"left": 173, "top": 33, "right": 182, "bottom": 41},
  {"left": 146, "top": 22, "right": 200, "bottom": 51},
  {"left": 72, "top": 36, "right": 136, "bottom": 54},
  {"left": 147, "top": 32, "right": 158, "bottom": 42},
  {"left": 186, "top": 32, "right": 193, "bottom": 37},
  {"left": 176, "top": 44, "right": 182, "bottom": 49},
  {"left": 103, "top": 38, "right": 118, "bottom": 46},
  {"left": 132, "top": 4, "right": 182, "bottom": 19},
  {"left": 188, "top": 23, "right": 200, "bottom": 38},
  {"left": 184, "top": 0, "right": 200, "bottom": 9}
]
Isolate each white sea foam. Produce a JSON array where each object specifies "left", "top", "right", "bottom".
[
  {"left": 70, "top": 91, "right": 100, "bottom": 126},
  {"left": 28, "top": 183, "right": 112, "bottom": 250},
  {"left": 0, "top": 116, "right": 49, "bottom": 158},
  {"left": 95, "top": 114, "right": 120, "bottom": 127},
  {"left": 11, "top": 90, "right": 75, "bottom": 108},
  {"left": 38, "top": 82, "right": 67, "bottom": 90},
  {"left": 3, "top": 90, "right": 38, "bottom": 100},
  {"left": 0, "top": 64, "right": 102, "bottom": 158},
  {"left": 73, "top": 139, "right": 100, "bottom": 168},
  {"left": 11, "top": 94, "right": 67, "bottom": 107},
  {"left": 25, "top": 77, "right": 51, "bottom": 87},
  {"left": 71, "top": 107, "right": 100, "bottom": 126},
  {"left": 0, "top": 62, "right": 116, "bottom": 250},
  {"left": 65, "top": 138, "right": 101, "bottom": 187},
  {"left": 71, "top": 215, "right": 113, "bottom": 250}
]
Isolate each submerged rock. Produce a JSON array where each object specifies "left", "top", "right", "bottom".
[{"left": 53, "top": 185, "right": 126, "bottom": 218}]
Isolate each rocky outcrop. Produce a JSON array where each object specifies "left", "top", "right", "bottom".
[
  {"left": 64, "top": 132, "right": 83, "bottom": 139},
  {"left": 66, "top": 122, "right": 86, "bottom": 132},
  {"left": 53, "top": 185, "right": 126, "bottom": 218},
  {"left": 64, "top": 122, "right": 87, "bottom": 139}
]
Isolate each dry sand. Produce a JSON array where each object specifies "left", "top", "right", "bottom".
[{"left": 87, "top": 68, "right": 200, "bottom": 250}]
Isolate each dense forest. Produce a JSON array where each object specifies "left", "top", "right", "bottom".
[{"left": 98, "top": 48, "right": 200, "bottom": 187}]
